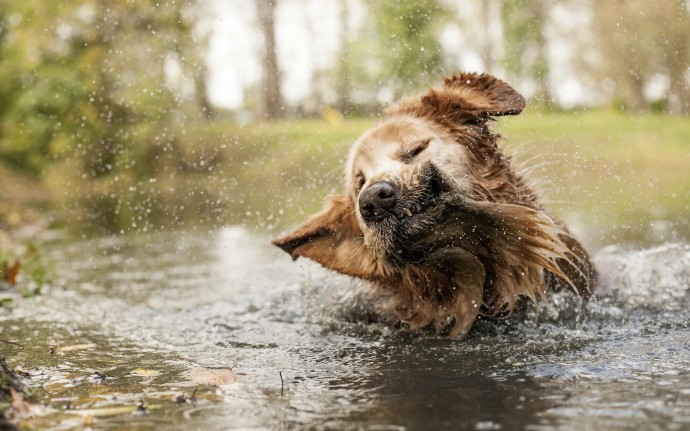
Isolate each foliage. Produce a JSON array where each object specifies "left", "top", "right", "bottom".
[
  {"left": 590, "top": 0, "right": 690, "bottom": 114},
  {"left": 346, "top": 0, "right": 449, "bottom": 103},
  {"left": 1, "top": 243, "right": 54, "bottom": 297},
  {"left": 501, "top": 0, "right": 550, "bottom": 106},
  {"left": 0, "top": 0, "right": 208, "bottom": 174}
]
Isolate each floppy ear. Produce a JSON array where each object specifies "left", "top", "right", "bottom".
[
  {"left": 272, "top": 195, "right": 386, "bottom": 281},
  {"left": 388, "top": 72, "right": 525, "bottom": 121}
]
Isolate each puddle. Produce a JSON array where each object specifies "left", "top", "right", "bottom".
[{"left": 1, "top": 226, "right": 689, "bottom": 430}]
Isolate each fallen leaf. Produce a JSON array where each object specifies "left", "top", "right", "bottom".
[
  {"left": 83, "top": 414, "right": 96, "bottom": 426},
  {"left": 57, "top": 343, "right": 97, "bottom": 352},
  {"left": 71, "top": 405, "right": 159, "bottom": 418},
  {"left": 132, "top": 368, "right": 161, "bottom": 378},
  {"left": 185, "top": 368, "right": 237, "bottom": 386},
  {"left": 164, "top": 368, "right": 238, "bottom": 388},
  {"left": 10, "top": 388, "right": 31, "bottom": 416},
  {"left": 2, "top": 259, "right": 20, "bottom": 285}
]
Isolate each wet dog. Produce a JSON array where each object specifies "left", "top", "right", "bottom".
[{"left": 273, "top": 73, "right": 596, "bottom": 338}]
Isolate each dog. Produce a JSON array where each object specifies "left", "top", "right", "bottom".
[{"left": 273, "top": 73, "right": 597, "bottom": 338}]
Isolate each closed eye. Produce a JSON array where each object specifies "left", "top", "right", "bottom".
[{"left": 402, "top": 139, "right": 430, "bottom": 162}]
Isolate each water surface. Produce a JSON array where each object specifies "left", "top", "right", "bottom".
[{"left": 2, "top": 226, "right": 689, "bottom": 430}]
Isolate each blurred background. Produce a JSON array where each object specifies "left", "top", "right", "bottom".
[{"left": 0, "top": 0, "right": 688, "bottom": 243}]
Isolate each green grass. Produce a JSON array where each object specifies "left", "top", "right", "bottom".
[
  {"left": 218, "top": 110, "right": 690, "bottom": 249},
  {"left": 216, "top": 111, "right": 690, "bottom": 231},
  {"left": 45, "top": 118, "right": 375, "bottom": 233},
  {"left": 210, "top": 119, "right": 374, "bottom": 225},
  {"left": 34, "top": 110, "right": 690, "bottom": 244},
  {"left": 498, "top": 110, "right": 690, "bottom": 230}
]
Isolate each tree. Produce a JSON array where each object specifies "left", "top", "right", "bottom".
[
  {"left": 590, "top": 0, "right": 690, "bottom": 114},
  {"left": 0, "top": 1, "right": 22, "bottom": 157},
  {"left": 478, "top": 0, "right": 493, "bottom": 73},
  {"left": 0, "top": 1, "right": 86, "bottom": 173},
  {"left": 340, "top": 0, "right": 447, "bottom": 105},
  {"left": 651, "top": 1, "right": 689, "bottom": 114},
  {"left": 336, "top": 0, "right": 353, "bottom": 114},
  {"left": 501, "top": 0, "right": 551, "bottom": 107},
  {"left": 0, "top": 0, "right": 209, "bottom": 174},
  {"left": 185, "top": 1, "right": 216, "bottom": 119},
  {"left": 255, "top": 0, "right": 284, "bottom": 119},
  {"left": 372, "top": 0, "right": 448, "bottom": 97}
]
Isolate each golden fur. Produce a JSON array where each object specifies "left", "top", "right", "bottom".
[{"left": 273, "top": 73, "right": 597, "bottom": 339}]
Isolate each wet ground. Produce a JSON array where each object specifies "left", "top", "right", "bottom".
[{"left": 1, "top": 223, "right": 690, "bottom": 430}]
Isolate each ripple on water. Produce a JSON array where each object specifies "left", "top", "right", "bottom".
[{"left": 3, "top": 229, "right": 689, "bottom": 430}]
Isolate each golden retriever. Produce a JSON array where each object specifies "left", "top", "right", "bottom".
[{"left": 273, "top": 73, "right": 596, "bottom": 338}]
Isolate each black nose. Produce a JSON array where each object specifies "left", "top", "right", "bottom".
[{"left": 359, "top": 181, "right": 397, "bottom": 223}]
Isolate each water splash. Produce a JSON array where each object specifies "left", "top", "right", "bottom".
[
  {"left": 595, "top": 242, "right": 690, "bottom": 310},
  {"left": 3, "top": 229, "right": 690, "bottom": 430}
]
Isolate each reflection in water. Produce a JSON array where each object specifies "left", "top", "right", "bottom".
[
  {"left": 313, "top": 344, "right": 555, "bottom": 430},
  {"left": 1, "top": 226, "right": 689, "bottom": 430}
]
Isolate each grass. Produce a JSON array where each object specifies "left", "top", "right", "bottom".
[
  {"left": 215, "top": 110, "right": 690, "bottom": 233},
  {"left": 6, "top": 110, "right": 689, "bottom": 245},
  {"left": 497, "top": 110, "right": 690, "bottom": 231},
  {"left": 46, "top": 118, "right": 376, "bottom": 233},
  {"left": 211, "top": 119, "right": 374, "bottom": 226},
  {"left": 216, "top": 110, "right": 690, "bottom": 249}
]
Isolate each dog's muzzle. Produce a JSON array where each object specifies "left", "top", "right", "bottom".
[{"left": 359, "top": 181, "right": 397, "bottom": 224}]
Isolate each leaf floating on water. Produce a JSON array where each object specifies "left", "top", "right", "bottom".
[
  {"left": 168, "top": 368, "right": 237, "bottom": 387},
  {"left": 82, "top": 414, "right": 96, "bottom": 426},
  {"left": 132, "top": 368, "right": 162, "bottom": 377},
  {"left": 71, "top": 404, "right": 160, "bottom": 418},
  {"left": 187, "top": 368, "right": 237, "bottom": 386},
  {"left": 57, "top": 343, "right": 97, "bottom": 352},
  {"left": 10, "top": 388, "right": 31, "bottom": 416},
  {"left": 9, "top": 388, "right": 48, "bottom": 418}
]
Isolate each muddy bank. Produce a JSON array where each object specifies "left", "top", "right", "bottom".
[{"left": 0, "top": 357, "right": 29, "bottom": 430}]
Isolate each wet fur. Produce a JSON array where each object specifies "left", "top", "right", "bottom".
[{"left": 273, "top": 73, "right": 597, "bottom": 339}]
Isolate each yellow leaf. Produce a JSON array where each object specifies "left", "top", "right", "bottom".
[
  {"left": 131, "top": 368, "right": 161, "bottom": 377},
  {"left": 166, "top": 368, "right": 237, "bottom": 387},
  {"left": 185, "top": 368, "right": 236, "bottom": 386},
  {"left": 57, "top": 344, "right": 97, "bottom": 352}
]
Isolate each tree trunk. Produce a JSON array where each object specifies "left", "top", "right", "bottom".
[
  {"left": 194, "top": 72, "right": 214, "bottom": 119},
  {"left": 336, "top": 0, "right": 352, "bottom": 114},
  {"left": 479, "top": 0, "right": 494, "bottom": 72},
  {"left": 531, "top": 1, "right": 551, "bottom": 108},
  {"left": 621, "top": 74, "right": 647, "bottom": 112},
  {"left": 255, "top": 0, "right": 284, "bottom": 120},
  {"left": 663, "top": 22, "right": 689, "bottom": 115},
  {"left": 666, "top": 63, "right": 689, "bottom": 115}
]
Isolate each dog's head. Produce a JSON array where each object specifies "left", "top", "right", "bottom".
[
  {"left": 273, "top": 73, "right": 526, "bottom": 274},
  {"left": 273, "top": 73, "right": 595, "bottom": 337}
]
